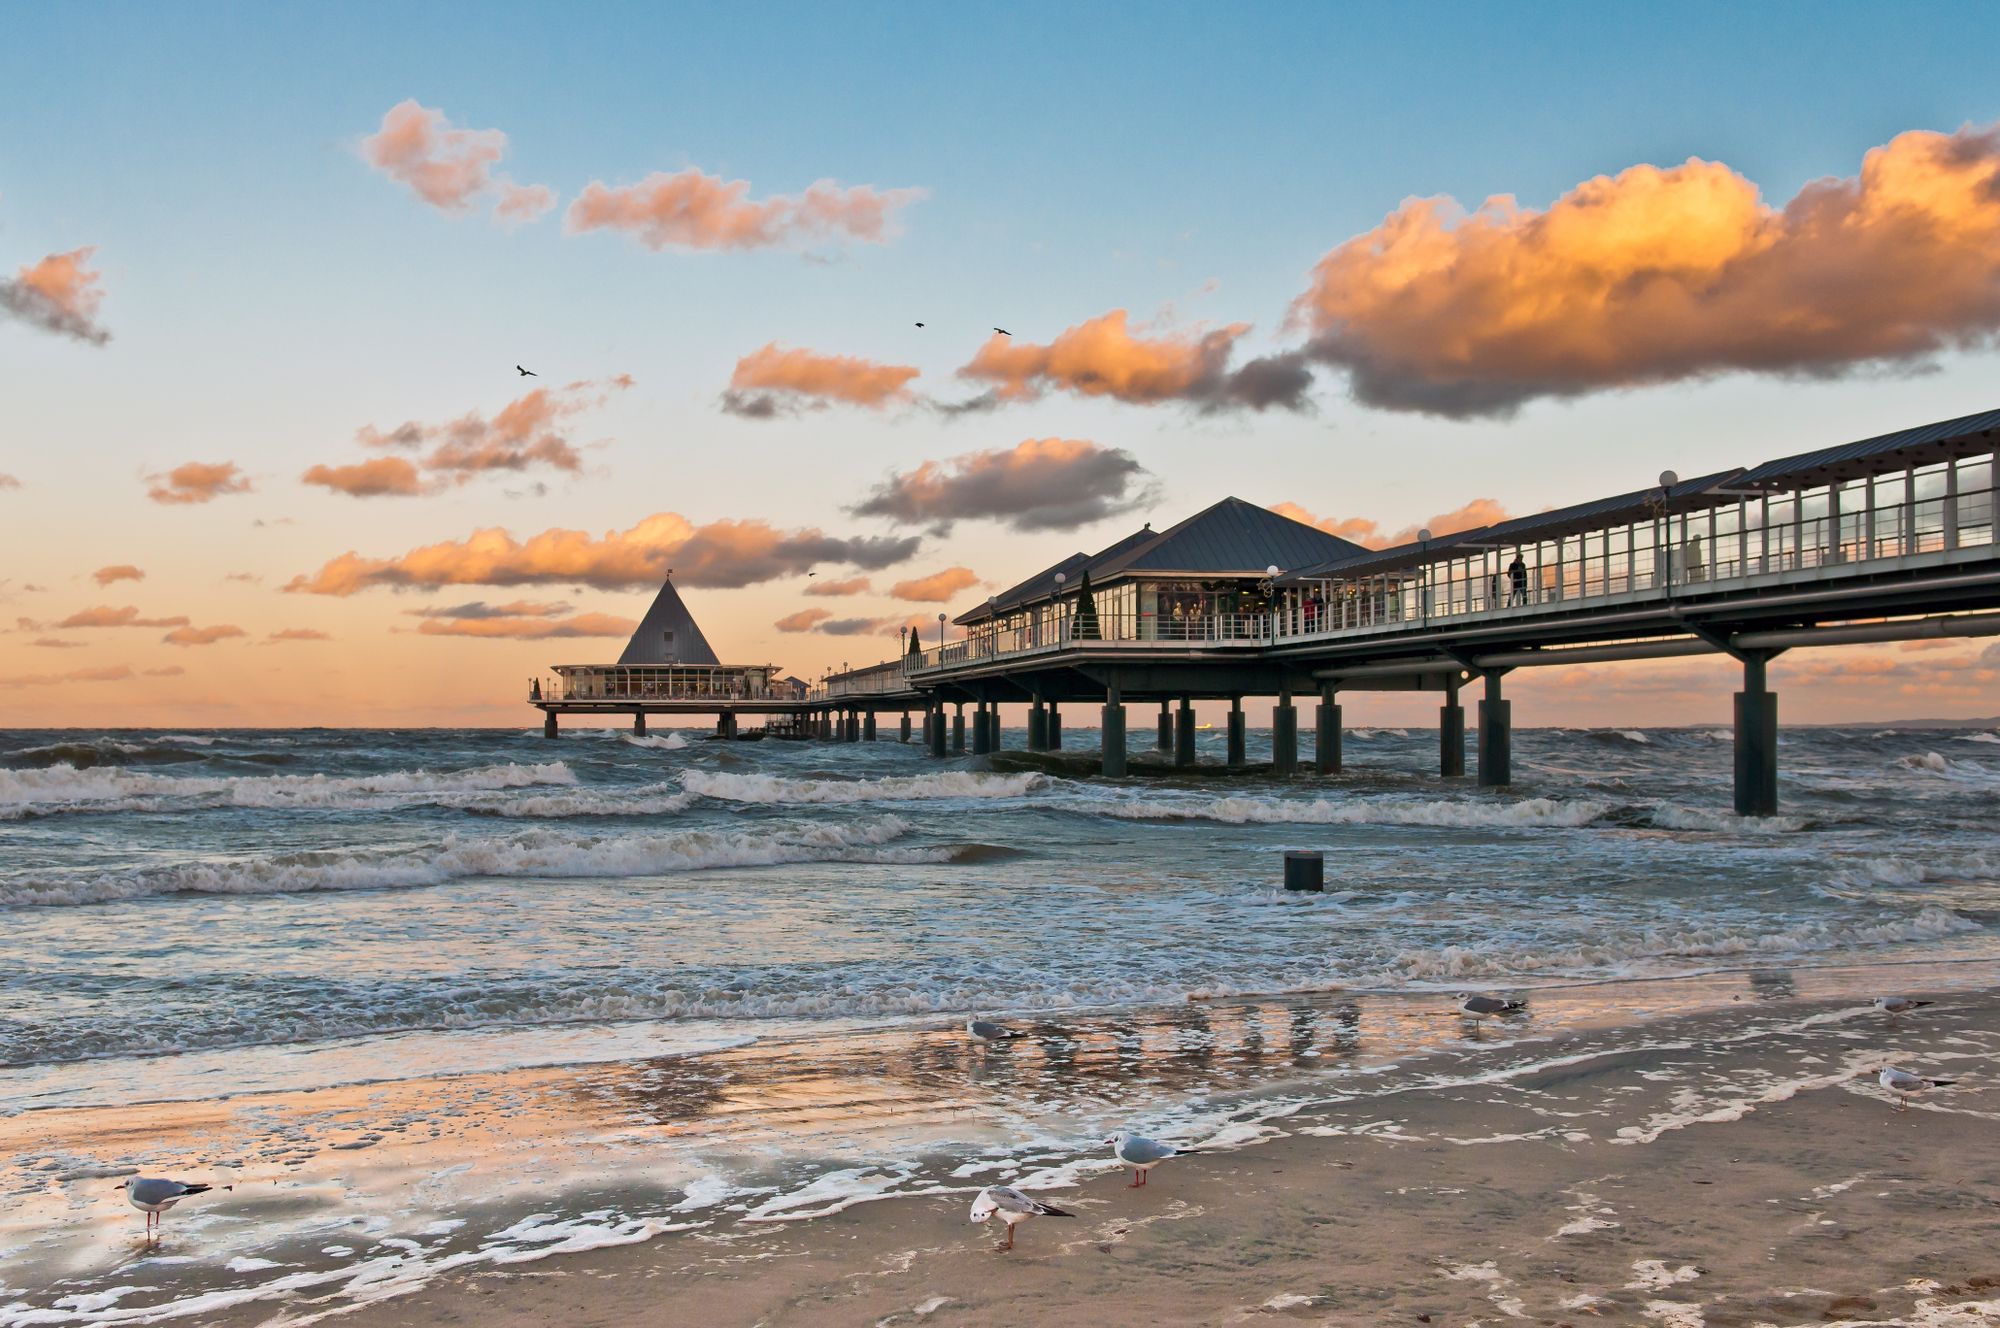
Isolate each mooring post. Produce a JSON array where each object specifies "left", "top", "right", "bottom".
[
  {"left": 1101, "top": 680, "right": 1128, "bottom": 777},
  {"left": 1734, "top": 651, "right": 1779, "bottom": 816},
  {"left": 1158, "top": 701, "right": 1173, "bottom": 750},
  {"left": 543, "top": 710, "right": 558, "bottom": 739},
  {"left": 1273, "top": 688, "right": 1299, "bottom": 775},
  {"left": 1316, "top": 683, "right": 1342, "bottom": 775},
  {"left": 863, "top": 710, "right": 877, "bottom": 741},
  {"left": 1028, "top": 694, "right": 1047, "bottom": 751},
  {"left": 1440, "top": 674, "right": 1466, "bottom": 778},
  {"left": 951, "top": 703, "right": 966, "bottom": 752},
  {"left": 1477, "top": 670, "right": 1512, "bottom": 787},
  {"left": 1046, "top": 701, "right": 1061, "bottom": 750},
  {"left": 899, "top": 711, "right": 911, "bottom": 743},
  {"left": 1226, "top": 696, "right": 1246, "bottom": 768},
  {"left": 1174, "top": 697, "right": 1197, "bottom": 768}
]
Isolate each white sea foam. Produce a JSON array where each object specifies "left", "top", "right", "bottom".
[
  {"left": 1831, "top": 848, "right": 2000, "bottom": 890},
  {"left": 0, "top": 761, "right": 577, "bottom": 818},
  {"left": 682, "top": 769, "right": 1047, "bottom": 805},
  {"left": 0, "top": 817, "right": 931, "bottom": 908},
  {"left": 621, "top": 732, "right": 689, "bottom": 751},
  {"left": 1956, "top": 731, "right": 2000, "bottom": 745},
  {"left": 1646, "top": 805, "right": 1809, "bottom": 833},
  {"left": 1098, "top": 793, "right": 1612, "bottom": 829}
]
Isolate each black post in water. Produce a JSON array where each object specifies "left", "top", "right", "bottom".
[
  {"left": 1226, "top": 696, "right": 1246, "bottom": 768},
  {"left": 1273, "top": 690, "right": 1299, "bottom": 774},
  {"left": 543, "top": 711, "right": 558, "bottom": 739},
  {"left": 899, "top": 712, "right": 911, "bottom": 743},
  {"left": 1283, "top": 850, "right": 1325, "bottom": 892},
  {"left": 1046, "top": 702, "right": 1061, "bottom": 750},
  {"left": 951, "top": 703, "right": 966, "bottom": 753},
  {"left": 1477, "top": 671, "right": 1512, "bottom": 787},
  {"left": 1316, "top": 684, "right": 1342, "bottom": 775},
  {"left": 1734, "top": 652, "right": 1779, "bottom": 816},
  {"left": 1440, "top": 675, "right": 1466, "bottom": 778},
  {"left": 1174, "top": 697, "right": 1197, "bottom": 768},
  {"left": 928, "top": 703, "right": 948, "bottom": 758},
  {"left": 972, "top": 702, "right": 992, "bottom": 754},
  {"left": 1157, "top": 701, "right": 1173, "bottom": 750},
  {"left": 1028, "top": 698, "right": 1047, "bottom": 751},
  {"left": 863, "top": 711, "right": 877, "bottom": 741},
  {"left": 1101, "top": 704, "right": 1127, "bottom": 776},
  {"left": 633, "top": 712, "right": 648, "bottom": 737}
]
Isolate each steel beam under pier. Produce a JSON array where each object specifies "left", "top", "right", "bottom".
[
  {"left": 1735, "top": 652, "right": 1780, "bottom": 817},
  {"left": 1101, "top": 694, "right": 1128, "bottom": 776},
  {"left": 972, "top": 702, "right": 993, "bottom": 755},
  {"left": 1273, "top": 690, "right": 1299, "bottom": 775},
  {"left": 952, "top": 704, "right": 966, "bottom": 753},
  {"left": 1440, "top": 675, "right": 1465, "bottom": 778},
  {"left": 1046, "top": 702, "right": 1061, "bottom": 751},
  {"left": 1158, "top": 702, "right": 1173, "bottom": 751},
  {"left": 1478, "top": 671, "right": 1512, "bottom": 787},
  {"left": 1316, "top": 684, "right": 1341, "bottom": 775},
  {"left": 1226, "top": 697, "right": 1246, "bottom": 768}
]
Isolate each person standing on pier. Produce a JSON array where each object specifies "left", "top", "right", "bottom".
[{"left": 1507, "top": 553, "right": 1529, "bottom": 606}]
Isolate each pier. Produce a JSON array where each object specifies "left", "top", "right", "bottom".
[{"left": 535, "top": 407, "right": 2000, "bottom": 813}]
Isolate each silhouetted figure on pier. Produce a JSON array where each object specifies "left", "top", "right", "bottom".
[{"left": 1507, "top": 554, "right": 1529, "bottom": 606}]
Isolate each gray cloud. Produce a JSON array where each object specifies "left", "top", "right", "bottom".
[{"left": 852, "top": 438, "right": 1153, "bottom": 535}]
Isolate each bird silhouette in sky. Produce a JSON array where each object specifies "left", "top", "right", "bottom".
[
  {"left": 516, "top": 365, "right": 538, "bottom": 377},
  {"left": 914, "top": 322, "right": 925, "bottom": 328},
  {"left": 992, "top": 327, "right": 1011, "bottom": 336}
]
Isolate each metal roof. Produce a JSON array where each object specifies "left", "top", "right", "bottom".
[
  {"left": 1733, "top": 406, "right": 2000, "bottom": 490},
  {"left": 616, "top": 579, "right": 721, "bottom": 666},
  {"left": 1097, "top": 497, "right": 1366, "bottom": 578},
  {"left": 955, "top": 548, "right": 1092, "bottom": 625}
]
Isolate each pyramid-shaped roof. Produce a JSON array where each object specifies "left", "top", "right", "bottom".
[
  {"left": 617, "top": 579, "right": 721, "bottom": 665},
  {"left": 1093, "top": 497, "right": 1365, "bottom": 578}
]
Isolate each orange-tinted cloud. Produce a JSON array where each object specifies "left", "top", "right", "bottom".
[
  {"left": 163, "top": 624, "right": 247, "bottom": 647},
  {"left": 54, "top": 605, "right": 191, "bottom": 629},
  {"left": 92, "top": 565, "right": 145, "bottom": 586},
  {"left": 1, "top": 247, "right": 111, "bottom": 344},
  {"left": 31, "top": 638, "right": 84, "bottom": 649},
  {"left": 955, "top": 311, "right": 1311, "bottom": 412},
  {"left": 1294, "top": 121, "right": 2000, "bottom": 417},
  {"left": 1273, "top": 497, "right": 1511, "bottom": 550},
  {"left": 0, "top": 665, "right": 134, "bottom": 687},
  {"left": 0, "top": 474, "right": 19, "bottom": 489},
  {"left": 286, "top": 513, "right": 920, "bottom": 596},
  {"left": 722, "top": 343, "right": 920, "bottom": 417},
  {"left": 565, "top": 170, "right": 924, "bottom": 252},
  {"left": 774, "top": 607, "right": 904, "bottom": 637},
  {"left": 147, "top": 461, "right": 252, "bottom": 505},
  {"left": 302, "top": 457, "right": 426, "bottom": 498},
  {"left": 266, "top": 628, "right": 332, "bottom": 642},
  {"left": 361, "top": 99, "right": 554, "bottom": 225},
  {"left": 805, "top": 576, "right": 872, "bottom": 597},
  {"left": 413, "top": 610, "right": 636, "bottom": 640},
  {"left": 775, "top": 608, "right": 833, "bottom": 633},
  {"left": 853, "top": 437, "right": 1152, "bottom": 533},
  {"left": 143, "top": 665, "right": 185, "bottom": 677},
  {"left": 889, "top": 566, "right": 979, "bottom": 602}
]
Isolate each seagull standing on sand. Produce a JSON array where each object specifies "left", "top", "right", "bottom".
[
  {"left": 969, "top": 1185, "right": 1071, "bottom": 1250},
  {"left": 1875, "top": 996, "right": 1935, "bottom": 1021},
  {"left": 1878, "top": 1065, "right": 1955, "bottom": 1112},
  {"left": 1108, "top": 1132, "right": 1195, "bottom": 1188},
  {"left": 968, "top": 1017, "right": 1024, "bottom": 1043},
  {"left": 118, "top": 1177, "right": 225, "bottom": 1241}
]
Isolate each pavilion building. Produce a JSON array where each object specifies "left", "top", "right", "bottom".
[{"left": 541, "top": 578, "right": 795, "bottom": 703}]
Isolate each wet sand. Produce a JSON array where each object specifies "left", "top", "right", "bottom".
[{"left": 12, "top": 970, "right": 1986, "bottom": 1327}]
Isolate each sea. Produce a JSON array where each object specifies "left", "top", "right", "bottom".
[{"left": 2, "top": 722, "right": 1998, "bottom": 1322}]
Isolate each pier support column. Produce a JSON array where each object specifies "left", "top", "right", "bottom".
[
  {"left": 543, "top": 710, "right": 558, "bottom": 739},
  {"left": 927, "top": 704, "right": 946, "bottom": 758},
  {"left": 1101, "top": 691, "right": 1128, "bottom": 777},
  {"left": 1226, "top": 697, "right": 1246, "bottom": 768},
  {"left": 633, "top": 712, "right": 648, "bottom": 737},
  {"left": 972, "top": 702, "right": 993, "bottom": 755},
  {"left": 951, "top": 703, "right": 966, "bottom": 753},
  {"left": 863, "top": 711, "right": 877, "bottom": 741},
  {"left": 1273, "top": 690, "right": 1299, "bottom": 775},
  {"left": 990, "top": 707, "right": 1006, "bottom": 752},
  {"left": 1734, "top": 652, "right": 1780, "bottom": 817},
  {"left": 1175, "top": 698, "right": 1197, "bottom": 768},
  {"left": 1478, "top": 671, "right": 1513, "bottom": 788},
  {"left": 1316, "top": 685, "right": 1342, "bottom": 775},
  {"left": 1158, "top": 701, "right": 1173, "bottom": 750},
  {"left": 1028, "top": 698, "right": 1047, "bottom": 751},
  {"left": 1046, "top": 702, "right": 1061, "bottom": 751},
  {"left": 1440, "top": 675, "right": 1465, "bottom": 778},
  {"left": 846, "top": 710, "right": 860, "bottom": 742},
  {"left": 900, "top": 712, "right": 911, "bottom": 743}
]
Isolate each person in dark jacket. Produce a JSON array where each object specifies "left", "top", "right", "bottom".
[{"left": 1507, "top": 554, "right": 1529, "bottom": 606}]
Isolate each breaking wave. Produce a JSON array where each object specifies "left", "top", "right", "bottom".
[
  {"left": 621, "top": 732, "right": 689, "bottom": 751},
  {"left": 0, "top": 760, "right": 577, "bottom": 819},
  {"left": 682, "top": 769, "right": 1049, "bottom": 805},
  {"left": 1097, "top": 794, "right": 1614, "bottom": 829}
]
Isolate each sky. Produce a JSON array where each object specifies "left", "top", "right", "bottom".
[{"left": 3, "top": 1, "right": 1999, "bottom": 728}]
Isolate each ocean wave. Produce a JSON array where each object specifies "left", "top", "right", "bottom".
[
  {"left": 1644, "top": 805, "right": 1810, "bottom": 833},
  {"left": 1892, "top": 751, "right": 2000, "bottom": 783},
  {"left": 1826, "top": 848, "right": 2000, "bottom": 890},
  {"left": 0, "top": 760, "right": 577, "bottom": 818},
  {"left": 3, "top": 739, "right": 212, "bottom": 770},
  {"left": 1956, "top": 731, "right": 2000, "bottom": 745},
  {"left": 621, "top": 733, "right": 689, "bottom": 751},
  {"left": 681, "top": 769, "right": 1048, "bottom": 805},
  {"left": 453, "top": 785, "right": 697, "bottom": 818},
  {"left": 0, "top": 817, "right": 929, "bottom": 908},
  {"left": 1096, "top": 793, "right": 1613, "bottom": 829},
  {"left": 1386, "top": 905, "right": 1980, "bottom": 981}
]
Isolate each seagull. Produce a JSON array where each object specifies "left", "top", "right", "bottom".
[
  {"left": 992, "top": 327, "right": 1011, "bottom": 337},
  {"left": 1108, "top": 1132, "right": 1195, "bottom": 1188},
  {"left": 968, "top": 1017, "right": 1024, "bottom": 1043},
  {"left": 1457, "top": 994, "right": 1528, "bottom": 1021},
  {"left": 914, "top": 322, "right": 925, "bottom": 328},
  {"left": 516, "top": 365, "right": 538, "bottom": 377},
  {"left": 1878, "top": 1065, "right": 1955, "bottom": 1112},
  {"left": 1874, "top": 996, "right": 1935, "bottom": 1020},
  {"left": 117, "top": 1177, "right": 226, "bottom": 1241},
  {"left": 969, "top": 1185, "right": 1071, "bottom": 1250}
]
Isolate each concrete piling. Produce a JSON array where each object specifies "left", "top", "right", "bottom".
[
  {"left": 1283, "top": 850, "right": 1325, "bottom": 892},
  {"left": 1046, "top": 702, "right": 1061, "bottom": 751},
  {"left": 1273, "top": 690, "right": 1298, "bottom": 775},
  {"left": 928, "top": 703, "right": 948, "bottom": 758},
  {"left": 1226, "top": 698, "right": 1246, "bottom": 768},
  {"left": 543, "top": 711, "right": 558, "bottom": 739},
  {"left": 900, "top": 712, "right": 911, "bottom": 743},
  {"left": 1440, "top": 675, "right": 1465, "bottom": 778},
  {"left": 972, "top": 702, "right": 993, "bottom": 754},
  {"left": 1477, "top": 671, "right": 1512, "bottom": 787},
  {"left": 1101, "top": 700, "right": 1127, "bottom": 776},
  {"left": 1174, "top": 698, "right": 1197, "bottom": 768},
  {"left": 1158, "top": 701, "right": 1173, "bottom": 750},
  {"left": 951, "top": 703, "right": 966, "bottom": 753},
  {"left": 633, "top": 712, "right": 647, "bottom": 737},
  {"left": 1734, "top": 652, "right": 1779, "bottom": 816},
  {"left": 863, "top": 711, "right": 877, "bottom": 741},
  {"left": 1028, "top": 700, "right": 1047, "bottom": 751},
  {"left": 1316, "top": 685, "right": 1341, "bottom": 775}
]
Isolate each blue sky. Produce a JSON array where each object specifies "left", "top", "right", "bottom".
[{"left": 2, "top": 3, "right": 1997, "bottom": 723}]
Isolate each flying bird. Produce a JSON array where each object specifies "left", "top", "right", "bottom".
[
  {"left": 967, "top": 1017, "right": 1024, "bottom": 1043},
  {"left": 516, "top": 365, "right": 538, "bottom": 377},
  {"left": 1108, "top": 1132, "right": 1195, "bottom": 1188},
  {"left": 1874, "top": 996, "right": 1935, "bottom": 1020},
  {"left": 1878, "top": 1065, "right": 1955, "bottom": 1111},
  {"left": 969, "top": 1185, "right": 1072, "bottom": 1250},
  {"left": 914, "top": 322, "right": 925, "bottom": 328},
  {"left": 992, "top": 327, "right": 1011, "bottom": 337},
  {"left": 118, "top": 1177, "right": 228, "bottom": 1241}
]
